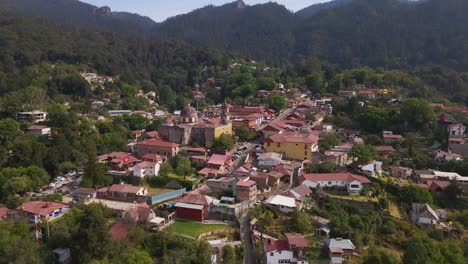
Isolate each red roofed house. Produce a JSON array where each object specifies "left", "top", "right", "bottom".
[
  {"left": 236, "top": 180, "right": 257, "bottom": 202},
  {"left": 28, "top": 125, "right": 51, "bottom": 136},
  {"left": 389, "top": 166, "right": 413, "bottom": 178},
  {"left": 97, "top": 152, "right": 139, "bottom": 171},
  {"left": 124, "top": 202, "right": 156, "bottom": 225},
  {"left": 232, "top": 117, "right": 258, "bottom": 129},
  {"left": 283, "top": 184, "right": 313, "bottom": 207},
  {"left": 198, "top": 154, "right": 232, "bottom": 178},
  {"left": 434, "top": 149, "right": 463, "bottom": 162},
  {"left": 375, "top": 146, "right": 396, "bottom": 158},
  {"left": 98, "top": 184, "right": 148, "bottom": 202},
  {"left": 285, "top": 233, "right": 309, "bottom": 260},
  {"left": 17, "top": 201, "right": 70, "bottom": 221},
  {"left": 264, "top": 132, "right": 319, "bottom": 161},
  {"left": 174, "top": 193, "right": 214, "bottom": 222},
  {"left": 136, "top": 139, "right": 180, "bottom": 158},
  {"left": 418, "top": 180, "right": 453, "bottom": 194},
  {"left": 299, "top": 172, "right": 371, "bottom": 195},
  {"left": 0, "top": 207, "right": 10, "bottom": 220},
  {"left": 264, "top": 233, "right": 309, "bottom": 264},
  {"left": 357, "top": 90, "right": 376, "bottom": 99},
  {"left": 249, "top": 171, "right": 270, "bottom": 190},
  {"left": 383, "top": 131, "right": 404, "bottom": 143}
]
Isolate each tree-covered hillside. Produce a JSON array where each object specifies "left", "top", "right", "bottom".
[
  {"left": 5, "top": 0, "right": 468, "bottom": 71},
  {"left": 0, "top": 12, "right": 229, "bottom": 93}
]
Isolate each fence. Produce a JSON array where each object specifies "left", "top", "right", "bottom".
[{"left": 148, "top": 188, "right": 187, "bottom": 204}]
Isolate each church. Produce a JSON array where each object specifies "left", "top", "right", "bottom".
[{"left": 159, "top": 103, "right": 232, "bottom": 148}]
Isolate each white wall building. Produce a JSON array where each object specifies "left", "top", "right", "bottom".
[{"left": 133, "top": 161, "right": 160, "bottom": 178}]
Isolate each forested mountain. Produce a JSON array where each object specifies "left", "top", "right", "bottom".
[
  {"left": 155, "top": 0, "right": 468, "bottom": 70},
  {"left": 2, "top": 0, "right": 468, "bottom": 71},
  {"left": 295, "top": 0, "right": 353, "bottom": 18},
  {"left": 154, "top": 1, "right": 296, "bottom": 65},
  {"left": 0, "top": 0, "right": 157, "bottom": 35},
  {"left": 0, "top": 11, "right": 229, "bottom": 95}
]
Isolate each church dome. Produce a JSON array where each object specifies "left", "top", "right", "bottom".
[{"left": 180, "top": 105, "right": 197, "bottom": 118}]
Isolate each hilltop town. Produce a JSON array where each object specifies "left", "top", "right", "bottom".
[
  {"left": 1, "top": 58, "right": 467, "bottom": 264},
  {"left": 1, "top": 0, "right": 468, "bottom": 262}
]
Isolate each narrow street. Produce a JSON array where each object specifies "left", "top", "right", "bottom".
[{"left": 240, "top": 210, "right": 254, "bottom": 264}]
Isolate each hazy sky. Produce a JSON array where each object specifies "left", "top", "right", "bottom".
[{"left": 80, "top": 0, "right": 329, "bottom": 22}]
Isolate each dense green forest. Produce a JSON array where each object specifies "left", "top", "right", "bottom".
[{"left": 5, "top": 0, "right": 468, "bottom": 71}]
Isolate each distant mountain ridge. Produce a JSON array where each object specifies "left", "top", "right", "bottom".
[
  {"left": 295, "top": 0, "right": 353, "bottom": 18},
  {"left": 0, "top": 0, "right": 157, "bottom": 35},
  {"left": 3, "top": 0, "right": 468, "bottom": 71}
]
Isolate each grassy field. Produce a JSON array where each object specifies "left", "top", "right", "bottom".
[
  {"left": 388, "top": 200, "right": 402, "bottom": 219},
  {"left": 169, "top": 220, "right": 232, "bottom": 238},
  {"left": 327, "top": 193, "right": 378, "bottom": 203},
  {"left": 146, "top": 186, "right": 174, "bottom": 196}
]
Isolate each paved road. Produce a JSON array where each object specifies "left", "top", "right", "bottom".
[
  {"left": 240, "top": 210, "right": 254, "bottom": 264},
  {"left": 257, "top": 107, "right": 296, "bottom": 131}
]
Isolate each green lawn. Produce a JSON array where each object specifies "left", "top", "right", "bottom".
[
  {"left": 388, "top": 200, "right": 402, "bottom": 219},
  {"left": 327, "top": 193, "right": 378, "bottom": 203},
  {"left": 146, "top": 186, "right": 174, "bottom": 196},
  {"left": 169, "top": 220, "right": 232, "bottom": 238}
]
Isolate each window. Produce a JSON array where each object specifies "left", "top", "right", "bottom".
[
  {"left": 304, "top": 151, "right": 308, "bottom": 155},
  {"left": 267, "top": 142, "right": 271, "bottom": 147},
  {"left": 304, "top": 144, "right": 308, "bottom": 149},
  {"left": 328, "top": 181, "right": 332, "bottom": 184},
  {"left": 277, "top": 143, "right": 281, "bottom": 147},
  {"left": 270, "top": 252, "right": 274, "bottom": 256}
]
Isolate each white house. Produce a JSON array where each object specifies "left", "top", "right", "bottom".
[
  {"left": 299, "top": 172, "right": 371, "bottom": 195},
  {"left": 108, "top": 110, "right": 132, "bottom": 117},
  {"left": 91, "top": 100, "right": 105, "bottom": 109},
  {"left": 264, "top": 239, "right": 294, "bottom": 264},
  {"left": 17, "top": 201, "right": 70, "bottom": 222},
  {"left": 28, "top": 125, "right": 51, "bottom": 136},
  {"left": 133, "top": 161, "right": 160, "bottom": 178},
  {"left": 17, "top": 110, "right": 47, "bottom": 123},
  {"left": 265, "top": 195, "right": 297, "bottom": 213},
  {"left": 361, "top": 160, "right": 383, "bottom": 176},
  {"left": 264, "top": 234, "right": 309, "bottom": 264},
  {"left": 258, "top": 152, "right": 283, "bottom": 167},
  {"left": 447, "top": 123, "right": 466, "bottom": 137}
]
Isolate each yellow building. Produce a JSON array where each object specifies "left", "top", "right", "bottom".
[{"left": 264, "top": 132, "right": 319, "bottom": 161}]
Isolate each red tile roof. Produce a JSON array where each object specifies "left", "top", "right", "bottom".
[
  {"left": 17, "top": 201, "right": 69, "bottom": 216},
  {"left": 285, "top": 233, "right": 308, "bottom": 248},
  {"left": 264, "top": 239, "right": 290, "bottom": 252},
  {"left": 137, "top": 139, "right": 179, "bottom": 148},
  {"left": 126, "top": 203, "right": 153, "bottom": 223},
  {"left": 135, "top": 161, "right": 158, "bottom": 168},
  {"left": 236, "top": 180, "right": 256, "bottom": 187},
  {"left": 383, "top": 134, "right": 403, "bottom": 139},
  {"left": 142, "top": 154, "right": 164, "bottom": 162},
  {"left": 108, "top": 184, "right": 145, "bottom": 194},
  {"left": 300, "top": 172, "right": 371, "bottom": 184},
  {"left": 375, "top": 146, "right": 395, "bottom": 152},
  {"left": 208, "top": 154, "right": 230, "bottom": 166},
  {"left": 176, "top": 193, "right": 213, "bottom": 206},
  {"left": 29, "top": 125, "right": 48, "bottom": 130},
  {"left": 265, "top": 132, "right": 318, "bottom": 144},
  {"left": 0, "top": 207, "right": 10, "bottom": 218}
]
